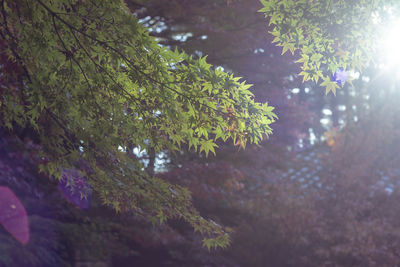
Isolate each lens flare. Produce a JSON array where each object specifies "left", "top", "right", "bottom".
[
  {"left": 0, "top": 187, "right": 29, "bottom": 245},
  {"left": 379, "top": 19, "right": 400, "bottom": 68}
]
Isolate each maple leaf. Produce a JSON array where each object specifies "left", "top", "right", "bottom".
[
  {"left": 199, "top": 139, "right": 218, "bottom": 156},
  {"left": 321, "top": 77, "right": 340, "bottom": 95}
]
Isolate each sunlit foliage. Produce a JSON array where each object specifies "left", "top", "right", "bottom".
[
  {"left": 260, "top": 0, "right": 400, "bottom": 94},
  {"left": 0, "top": 0, "right": 277, "bottom": 248}
]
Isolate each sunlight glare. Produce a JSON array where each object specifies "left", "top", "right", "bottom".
[{"left": 379, "top": 19, "right": 400, "bottom": 68}]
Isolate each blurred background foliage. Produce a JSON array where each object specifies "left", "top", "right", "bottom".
[{"left": 2, "top": 0, "right": 400, "bottom": 266}]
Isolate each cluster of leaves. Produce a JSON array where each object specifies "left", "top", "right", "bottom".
[
  {"left": 259, "top": 0, "right": 399, "bottom": 94},
  {"left": 124, "top": 1, "right": 400, "bottom": 265},
  {"left": 0, "top": 132, "right": 189, "bottom": 267},
  {"left": 135, "top": 0, "right": 313, "bottom": 144},
  {"left": 0, "top": 0, "right": 277, "bottom": 248}
]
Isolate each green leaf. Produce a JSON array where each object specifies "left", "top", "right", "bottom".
[
  {"left": 199, "top": 139, "right": 218, "bottom": 157},
  {"left": 321, "top": 77, "right": 340, "bottom": 95}
]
